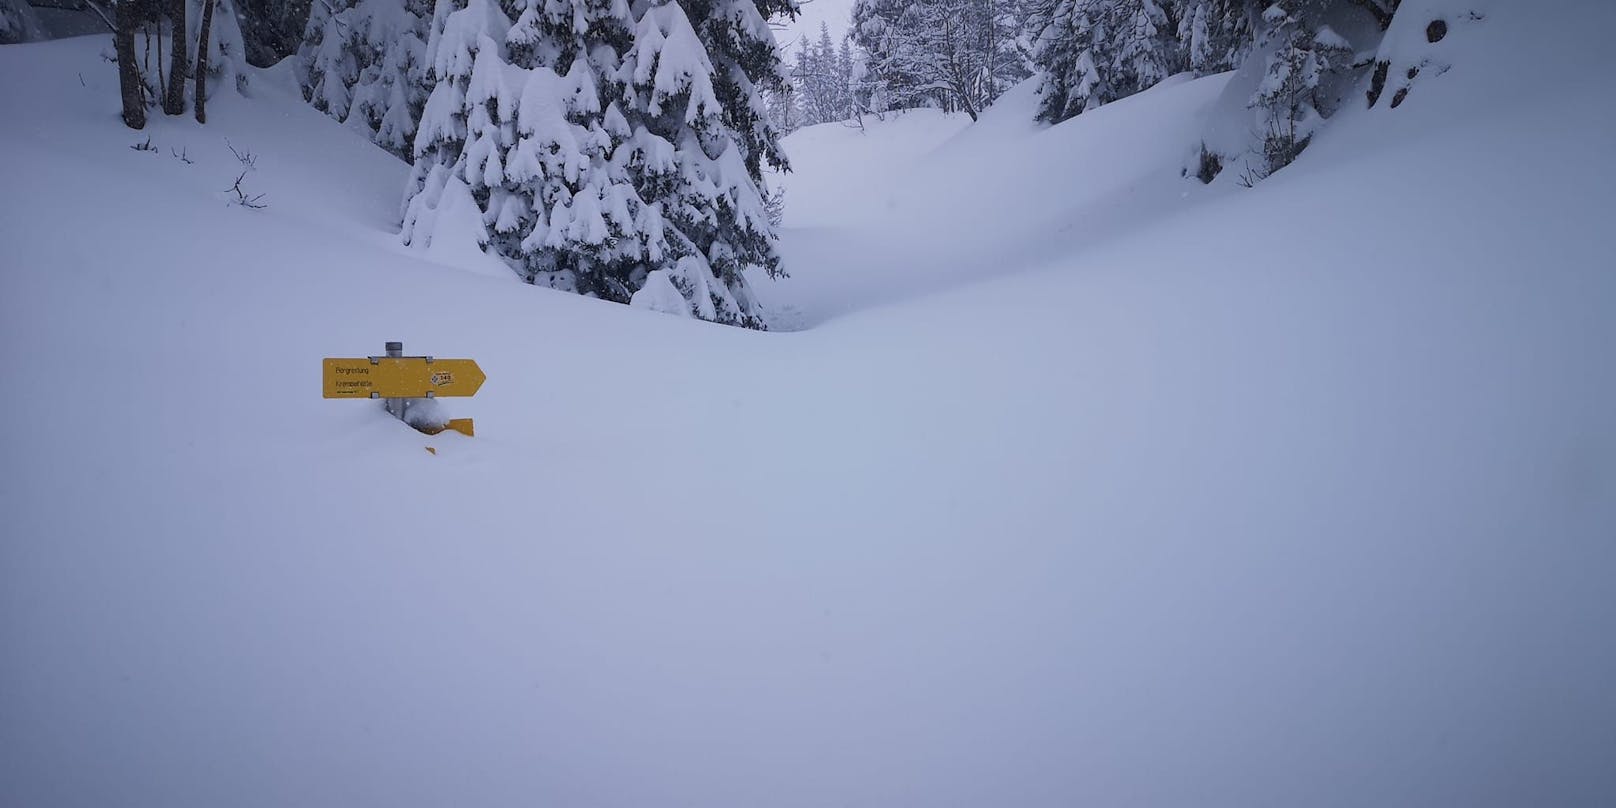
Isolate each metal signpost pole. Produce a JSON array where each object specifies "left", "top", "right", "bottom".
[{"left": 383, "top": 340, "right": 409, "bottom": 423}]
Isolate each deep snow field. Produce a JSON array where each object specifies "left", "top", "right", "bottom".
[{"left": 3, "top": 3, "right": 1615, "bottom": 805}]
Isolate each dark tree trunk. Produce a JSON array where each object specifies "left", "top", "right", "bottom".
[
  {"left": 194, "top": 0, "right": 212, "bottom": 124},
  {"left": 114, "top": 0, "right": 147, "bottom": 129},
  {"left": 163, "top": 0, "right": 187, "bottom": 114}
]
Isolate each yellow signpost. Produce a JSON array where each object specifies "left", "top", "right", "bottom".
[
  {"left": 322, "top": 356, "right": 486, "bottom": 399},
  {"left": 324, "top": 343, "right": 485, "bottom": 442}
]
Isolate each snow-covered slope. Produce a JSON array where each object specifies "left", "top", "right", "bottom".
[
  {"left": 4, "top": 3, "right": 1615, "bottom": 804},
  {"left": 764, "top": 74, "right": 1229, "bottom": 327}
]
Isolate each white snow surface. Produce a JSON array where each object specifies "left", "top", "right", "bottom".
[{"left": 4, "top": 3, "right": 1616, "bottom": 803}]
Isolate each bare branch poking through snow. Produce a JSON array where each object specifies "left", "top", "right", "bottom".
[
  {"left": 226, "top": 138, "right": 257, "bottom": 169},
  {"left": 225, "top": 170, "right": 267, "bottom": 209}
]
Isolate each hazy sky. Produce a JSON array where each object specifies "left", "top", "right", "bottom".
[{"left": 772, "top": 0, "right": 857, "bottom": 56}]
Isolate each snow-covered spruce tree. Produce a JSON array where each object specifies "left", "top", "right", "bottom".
[
  {"left": 1113, "top": 0, "right": 1179, "bottom": 86},
  {"left": 849, "top": 0, "right": 925, "bottom": 114},
  {"left": 0, "top": 0, "right": 46, "bottom": 44},
  {"left": 1247, "top": 0, "right": 1352, "bottom": 178},
  {"left": 1184, "top": 0, "right": 1381, "bottom": 185},
  {"left": 618, "top": 0, "right": 786, "bottom": 328},
  {"left": 790, "top": 39, "right": 827, "bottom": 124},
  {"left": 236, "top": 0, "right": 314, "bottom": 66},
  {"left": 677, "top": 0, "right": 795, "bottom": 194},
  {"left": 849, "top": 0, "right": 1025, "bottom": 120},
  {"left": 904, "top": 0, "right": 1026, "bottom": 119},
  {"left": 401, "top": 0, "right": 508, "bottom": 254},
  {"left": 496, "top": 0, "right": 665, "bottom": 300},
  {"left": 1027, "top": 0, "right": 1182, "bottom": 123},
  {"left": 1174, "top": 0, "right": 1256, "bottom": 75},
  {"left": 1026, "top": 0, "right": 1102, "bottom": 122},
  {"left": 790, "top": 24, "right": 854, "bottom": 125},
  {"left": 402, "top": 0, "right": 791, "bottom": 328},
  {"left": 299, "top": 0, "right": 431, "bottom": 159},
  {"left": 810, "top": 23, "right": 837, "bottom": 120}
]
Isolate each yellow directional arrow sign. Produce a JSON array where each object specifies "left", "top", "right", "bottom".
[{"left": 322, "top": 357, "right": 486, "bottom": 399}]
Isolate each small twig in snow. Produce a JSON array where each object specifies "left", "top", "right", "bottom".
[
  {"left": 225, "top": 170, "right": 268, "bottom": 209},
  {"left": 226, "top": 138, "right": 257, "bottom": 169}
]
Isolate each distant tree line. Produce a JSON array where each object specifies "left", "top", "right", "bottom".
[
  {"left": 764, "top": 0, "right": 1028, "bottom": 134},
  {"left": 848, "top": 0, "right": 1027, "bottom": 121},
  {"left": 831, "top": 0, "right": 1408, "bottom": 180},
  {"left": 1024, "top": 0, "right": 1390, "bottom": 179},
  {"left": 785, "top": 23, "right": 857, "bottom": 128}
]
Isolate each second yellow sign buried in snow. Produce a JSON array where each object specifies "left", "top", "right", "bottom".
[{"left": 322, "top": 356, "right": 486, "bottom": 399}]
